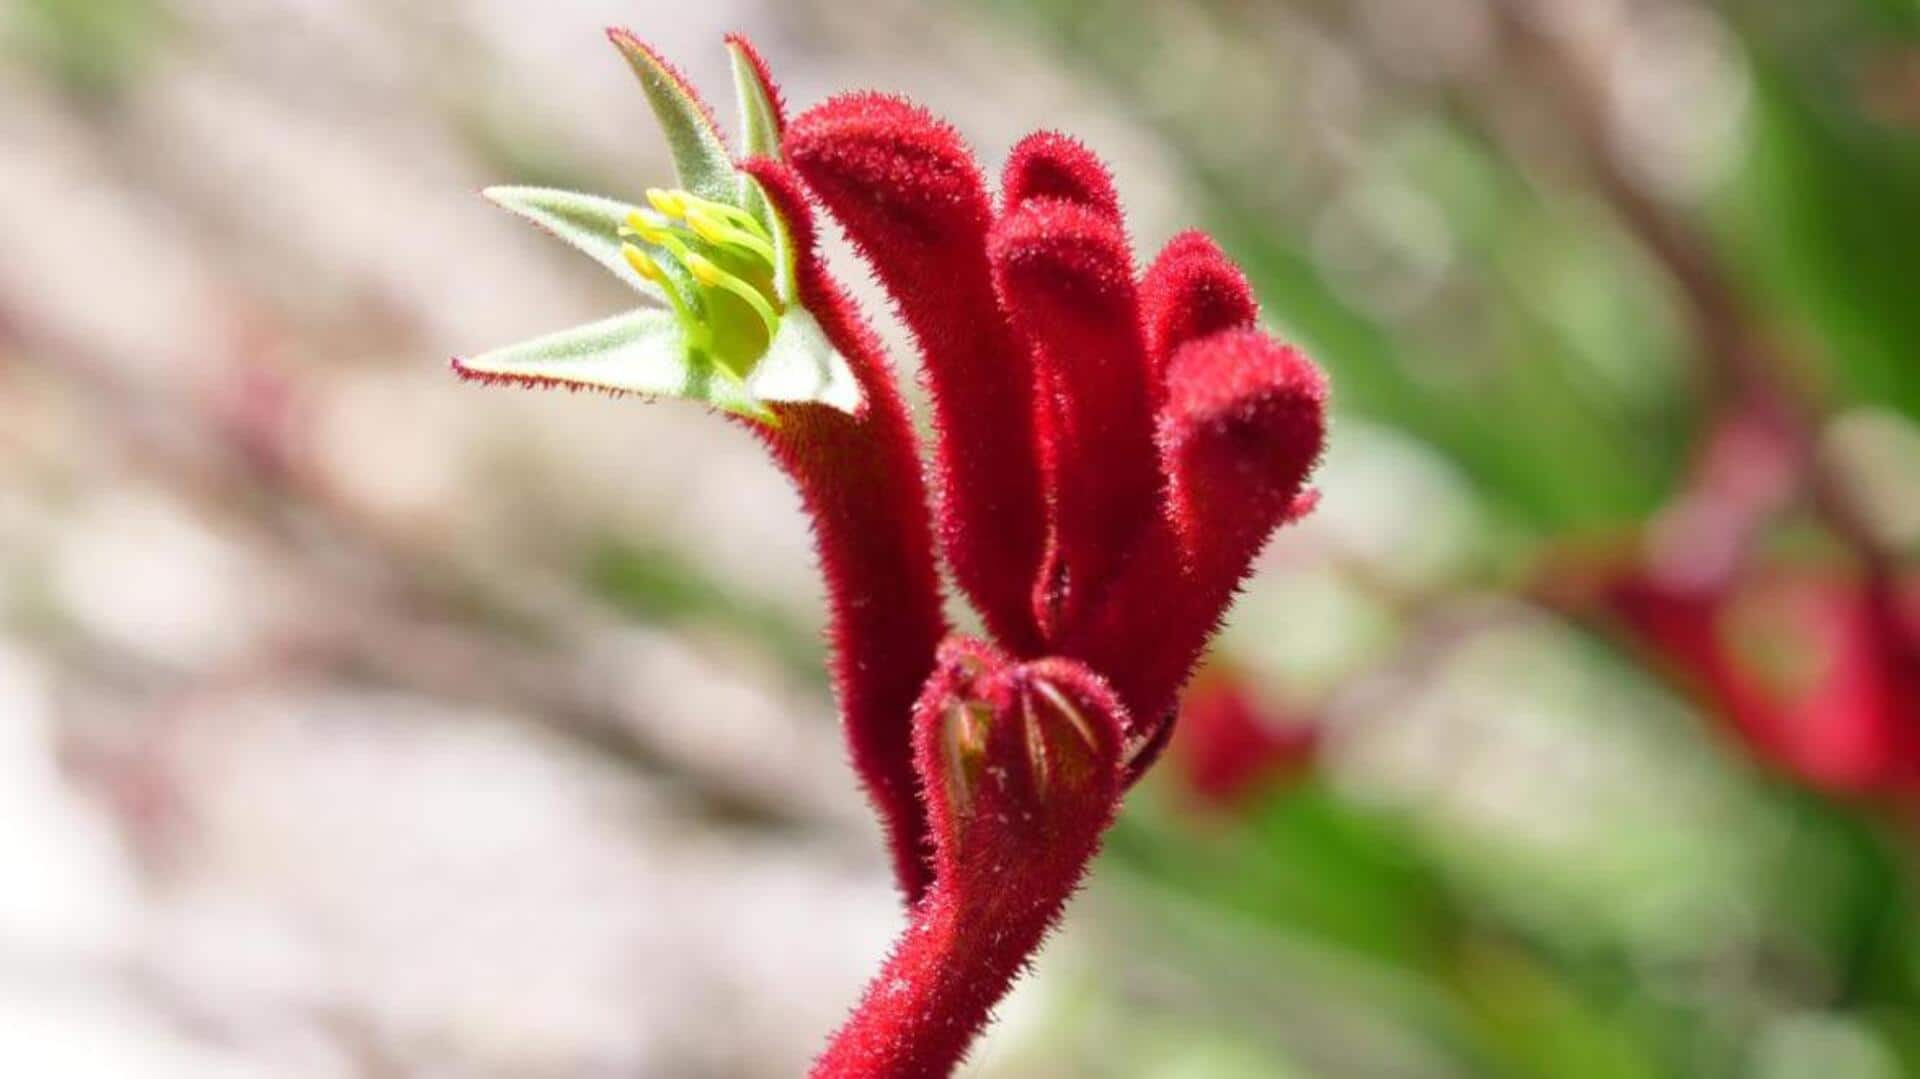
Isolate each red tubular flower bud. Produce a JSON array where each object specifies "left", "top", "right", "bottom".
[
  {"left": 813, "top": 637, "right": 1127, "bottom": 1079},
  {"left": 741, "top": 158, "right": 950, "bottom": 902},
  {"left": 1061, "top": 329, "right": 1326, "bottom": 771},
  {"left": 989, "top": 197, "right": 1159, "bottom": 640},
  {"left": 1159, "top": 329, "right": 1327, "bottom": 582},
  {"left": 786, "top": 95, "right": 1047, "bottom": 653},
  {"left": 1141, "top": 231, "right": 1259, "bottom": 380},
  {"left": 1002, "top": 131, "right": 1123, "bottom": 221}
]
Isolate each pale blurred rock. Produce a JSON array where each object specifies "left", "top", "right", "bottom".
[{"left": 49, "top": 489, "right": 272, "bottom": 672}]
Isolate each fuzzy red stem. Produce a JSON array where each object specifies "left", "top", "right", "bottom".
[
  {"left": 744, "top": 158, "right": 950, "bottom": 902},
  {"left": 810, "top": 891, "right": 1048, "bottom": 1078}
]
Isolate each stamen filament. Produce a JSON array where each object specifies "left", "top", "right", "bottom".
[
  {"left": 684, "top": 207, "right": 778, "bottom": 267},
  {"left": 622, "top": 243, "right": 704, "bottom": 344},
  {"left": 623, "top": 212, "right": 701, "bottom": 267},
  {"left": 624, "top": 190, "right": 784, "bottom": 379},
  {"left": 651, "top": 186, "right": 764, "bottom": 233},
  {"left": 687, "top": 252, "right": 782, "bottom": 343}
]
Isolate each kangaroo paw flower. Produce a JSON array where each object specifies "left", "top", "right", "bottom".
[{"left": 459, "top": 31, "right": 1330, "bottom": 1073}]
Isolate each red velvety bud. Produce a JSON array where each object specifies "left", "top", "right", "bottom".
[
  {"left": 1160, "top": 329, "right": 1326, "bottom": 581},
  {"left": 740, "top": 158, "right": 951, "bottom": 902},
  {"left": 1002, "top": 131, "right": 1122, "bottom": 221},
  {"left": 989, "top": 197, "right": 1159, "bottom": 639},
  {"left": 787, "top": 95, "right": 1047, "bottom": 652},
  {"left": 1061, "top": 329, "right": 1326, "bottom": 768},
  {"left": 814, "top": 637, "right": 1126, "bottom": 1079},
  {"left": 1141, "top": 231, "right": 1259, "bottom": 378}
]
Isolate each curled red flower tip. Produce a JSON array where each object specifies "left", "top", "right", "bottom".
[
  {"left": 1142, "top": 230, "right": 1260, "bottom": 374},
  {"left": 1003, "top": 130, "right": 1123, "bottom": 221},
  {"left": 787, "top": 93, "right": 990, "bottom": 239},
  {"left": 989, "top": 195, "right": 1140, "bottom": 304},
  {"left": 1160, "top": 328, "right": 1328, "bottom": 576}
]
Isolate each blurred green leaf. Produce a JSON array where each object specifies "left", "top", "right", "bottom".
[
  {"left": 6, "top": 0, "right": 169, "bottom": 99},
  {"left": 1721, "top": 44, "right": 1920, "bottom": 423},
  {"left": 1108, "top": 780, "right": 1453, "bottom": 971}
]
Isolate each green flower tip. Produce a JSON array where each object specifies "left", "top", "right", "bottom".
[{"left": 459, "top": 34, "right": 860, "bottom": 424}]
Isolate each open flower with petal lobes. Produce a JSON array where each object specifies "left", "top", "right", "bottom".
[{"left": 457, "top": 31, "right": 1328, "bottom": 1078}]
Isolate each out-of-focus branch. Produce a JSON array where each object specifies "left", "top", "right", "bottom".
[{"left": 1483, "top": 0, "right": 1897, "bottom": 583}]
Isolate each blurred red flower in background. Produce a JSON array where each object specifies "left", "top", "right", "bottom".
[
  {"left": 1170, "top": 666, "right": 1319, "bottom": 809},
  {"left": 1603, "top": 568, "right": 1920, "bottom": 799}
]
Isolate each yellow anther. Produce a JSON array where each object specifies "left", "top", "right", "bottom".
[
  {"left": 623, "top": 211, "right": 676, "bottom": 248},
  {"left": 621, "top": 242, "right": 666, "bottom": 283},
  {"left": 684, "top": 251, "right": 726, "bottom": 288},
  {"left": 683, "top": 207, "right": 731, "bottom": 245},
  {"left": 645, "top": 188, "right": 687, "bottom": 219},
  {"left": 679, "top": 191, "right": 764, "bottom": 230}
]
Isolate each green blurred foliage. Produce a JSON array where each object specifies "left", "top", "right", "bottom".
[
  {"left": 589, "top": 537, "right": 827, "bottom": 682},
  {"left": 4, "top": 0, "right": 170, "bottom": 99}
]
